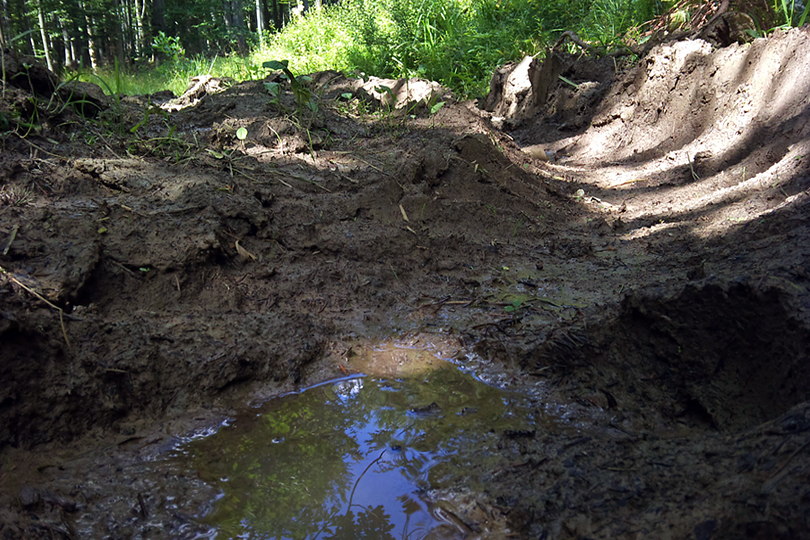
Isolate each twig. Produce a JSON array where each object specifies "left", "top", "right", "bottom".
[
  {"left": 552, "top": 30, "right": 595, "bottom": 53},
  {"left": 14, "top": 136, "right": 70, "bottom": 160},
  {"left": 0, "top": 265, "right": 71, "bottom": 348},
  {"left": 3, "top": 225, "right": 19, "bottom": 255},
  {"left": 764, "top": 440, "right": 810, "bottom": 490},
  {"left": 688, "top": 154, "right": 700, "bottom": 181},
  {"left": 354, "top": 156, "right": 390, "bottom": 176}
]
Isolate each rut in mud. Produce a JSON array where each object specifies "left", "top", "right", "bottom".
[{"left": 1, "top": 27, "right": 809, "bottom": 538}]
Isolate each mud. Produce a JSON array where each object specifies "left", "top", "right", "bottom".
[{"left": 1, "top": 27, "right": 809, "bottom": 538}]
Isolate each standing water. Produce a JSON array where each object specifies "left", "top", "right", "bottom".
[{"left": 174, "top": 341, "right": 542, "bottom": 539}]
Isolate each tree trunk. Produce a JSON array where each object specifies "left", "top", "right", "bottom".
[
  {"left": 270, "top": 0, "right": 282, "bottom": 30},
  {"left": 60, "top": 18, "right": 73, "bottom": 68},
  {"left": 255, "top": 0, "right": 265, "bottom": 48},
  {"left": 151, "top": 0, "right": 166, "bottom": 35},
  {"left": 79, "top": 1, "right": 100, "bottom": 69},
  {"left": 111, "top": 0, "right": 125, "bottom": 65},
  {"left": 229, "top": 0, "right": 247, "bottom": 53},
  {"left": 37, "top": 0, "right": 53, "bottom": 71},
  {"left": 0, "top": 0, "right": 7, "bottom": 49},
  {"left": 134, "top": 0, "right": 146, "bottom": 58}
]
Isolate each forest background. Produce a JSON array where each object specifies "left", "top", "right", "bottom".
[{"left": 1, "top": 0, "right": 807, "bottom": 99}]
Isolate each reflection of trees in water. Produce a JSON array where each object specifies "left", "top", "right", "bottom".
[
  {"left": 183, "top": 367, "right": 534, "bottom": 538},
  {"left": 326, "top": 506, "right": 396, "bottom": 539}
]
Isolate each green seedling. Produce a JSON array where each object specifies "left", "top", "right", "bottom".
[{"left": 263, "top": 60, "right": 317, "bottom": 112}]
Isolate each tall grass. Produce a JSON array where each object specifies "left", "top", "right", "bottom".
[
  {"left": 73, "top": 54, "right": 265, "bottom": 96},
  {"left": 257, "top": 0, "right": 550, "bottom": 97}
]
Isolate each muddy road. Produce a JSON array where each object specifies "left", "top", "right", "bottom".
[{"left": 1, "top": 27, "right": 809, "bottom": 538}]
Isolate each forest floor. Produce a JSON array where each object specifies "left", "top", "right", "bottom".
[{"left": 1, "top": 26, "right": 809, "bottom": 539}]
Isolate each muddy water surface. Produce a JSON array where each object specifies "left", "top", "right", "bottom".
[{"left": 172, "top": 343, "right": 545, "bottom": 539}]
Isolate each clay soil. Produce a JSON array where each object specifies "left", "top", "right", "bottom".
[{"left": 2, "top": 26, "right": 810, "bottom": 539}]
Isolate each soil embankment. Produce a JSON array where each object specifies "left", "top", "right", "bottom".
[{"left": 1, "top": 27, "right": 809, "bottom": 538}]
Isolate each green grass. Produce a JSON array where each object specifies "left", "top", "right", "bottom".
[{"left": 73, "top": 54, "right": 265, "bottom": 96}]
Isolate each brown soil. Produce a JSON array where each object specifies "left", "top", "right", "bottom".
[{"left": 1, "top": 27, "right": 809, "bottom": 538}]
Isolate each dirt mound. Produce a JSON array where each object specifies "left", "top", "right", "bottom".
[{"left": 1, "top": 27, "right": 809, "bottom": 538}]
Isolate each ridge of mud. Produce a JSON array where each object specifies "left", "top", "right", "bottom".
[{"left": 2, "top": 27, "right": 810, "bottom": 539}]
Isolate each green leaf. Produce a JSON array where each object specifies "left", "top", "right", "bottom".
[
  {"left": 429, "top": 101, "right": 446, "bottom": 115},
  {"left": 263, "top": 60, "right": 289, "bottom": 71},
  {"left": 236, "top": 127, "right": 248, "bottom": 140},
  {"left": 340, "top": 92, "right": 353, "bottom": 100},
  {"left": 207, "top": 149, "right": 225, "bottom": 159}
]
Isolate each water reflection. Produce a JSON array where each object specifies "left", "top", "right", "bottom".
[{"left": 177, "top": 354, "right": 537, "bottom": 539}]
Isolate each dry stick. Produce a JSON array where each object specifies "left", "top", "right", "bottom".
[
  {"left": 0, "top": 266, "right": 71, "bottom": 348},
  {"left": 764, "top": 440, "right": 810, "bottom": 490},
  {"left": 15, "top": 136, "right": 70, "bottom": 160},
  {"left": 552, "top": 30, "right": 595, "bottom": 53},
  {"left": 3, "top": 225, "right": 19, "bottom": 255},
  {"left": 353, "top": 156, "right": 390, "bottom": 176}
]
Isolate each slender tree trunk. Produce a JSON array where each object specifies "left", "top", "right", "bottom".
[
  {"left": 37, "top": 0, "right": 53, "bottom": 71},
  {"left": 151, "top": 0, "right": 165, "bottom": 35},
  {"left": 270, "top": 0, "right": 281, "bottom": 30},
  {"left": 151, "top": 0, "right": 166, "bottom": 62},
  {"left": 255, "top": 0, "right": 265, "bottom": 48},
  {"left": 134, "top": 0, "right": 146, "bottom": 58},
  {"left": 0, "top": 0, "right": 7, "bottom": 49},
  {"left": 79, "top": 1, "right": 100, "bottom": 69},
  {"left": 60, "top": 20, "right": 74, "bottom": 68},
  {"left": 228, "top": 0, "right": 247, "bottom": 53},
  {"left": 111, "top": 0, "right": 124, "bottom": 65}
]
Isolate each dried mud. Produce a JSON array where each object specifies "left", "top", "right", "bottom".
[{"left": 1, "top": 27, "right": 809, "bottom": 539}]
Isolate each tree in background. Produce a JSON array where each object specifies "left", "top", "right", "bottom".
[{"left": 0, "top": 0, "right": 338, "bottom": 70}]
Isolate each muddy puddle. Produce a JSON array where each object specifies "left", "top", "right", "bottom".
[{"left": 170, "top": 342, "right": 549, "bottom": 539}]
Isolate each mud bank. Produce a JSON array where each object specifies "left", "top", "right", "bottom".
[{"left": 1, "top": 27, "right": 809, "bottom": 538}]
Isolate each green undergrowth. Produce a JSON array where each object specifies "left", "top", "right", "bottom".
[
  {"left": 69, "top": 0, "right": 670, "bottom": 99},
  {"left": 70, "top": 0, "right": 805, "bottom": 100}
]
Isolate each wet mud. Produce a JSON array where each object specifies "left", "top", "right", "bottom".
[{"left": 1, "top": 27, "right": 810, "bottom": 538}]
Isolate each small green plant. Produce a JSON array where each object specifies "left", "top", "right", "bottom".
[
  {"left": 429, "top": 100, "right": 445, "bottom": 115},
  {"left": 262, "top": 60, "right": 317, "bottom": 112}
]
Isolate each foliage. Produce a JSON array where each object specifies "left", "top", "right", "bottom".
[
  {"left": 772, "top": 0, "right": 809, "bottom": 27},
  {"left": 7, "top": 0, "right": 808, "bottom": 102},
  {"left": 581, "top": 0, "right": 663, "bottom": 45},
  {"left": 258, "top": 0, "right": 550, "bottom": 97},
  {"left": 255, "top": 0, "right": 667, "bottom": 97},
  {"left": 152, "top": 32, "right": 186, "bottom": 63}
]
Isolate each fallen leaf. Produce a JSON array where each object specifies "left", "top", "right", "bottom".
[{"left": 235, "top": 240, "right": 257, "bottom": 261}]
